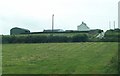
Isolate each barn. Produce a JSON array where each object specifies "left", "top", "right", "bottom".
[
  {"left": 77, "top": 22, "right": 90, "bottom": 31},
  {"left": 10, "top": 27, "right": 30, "bottom": 35}
]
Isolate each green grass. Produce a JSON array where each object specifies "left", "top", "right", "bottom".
[
  {"left": 2, "top": 42, "right": 118, "bottom": 74},
  {"left": 0, "top": 44, "right": 2, "bottom": 75}
]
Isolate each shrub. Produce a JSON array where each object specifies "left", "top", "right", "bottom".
[
  {"left": 102, "top": 29, "right": 120, "bottom": 42},
  {"left": 1, "top": 34, "right": 89, "bottom": 43},
  {"left": 72, "top": 34, "right": 88, "bottom": 42}
]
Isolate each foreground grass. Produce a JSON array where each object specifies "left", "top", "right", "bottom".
[{"left": 2, "top": 42, "right": 118, "bottom": 74}]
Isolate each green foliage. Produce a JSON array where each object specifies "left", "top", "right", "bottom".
[
  {"left": 2, "top": 34, "right": 89, "bottom": 43},
  {"left": 103, "top": 53, "right": 118, "bottom": 73},
  {"left": 47, "top": 35, "right": 69, "bottom": 42},
  {"left": 103, "top": 29, "right": 120, "bottom": 42},
  {"left": 72, "top": 34, "right": 88, "bottom": 42}
]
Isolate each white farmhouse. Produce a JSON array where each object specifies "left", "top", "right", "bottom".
[{"left": 77, "top": 22, "right": 90, "bottom": 31}]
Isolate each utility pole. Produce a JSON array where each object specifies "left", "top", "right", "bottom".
[
  {"left": 114, "top": 21, "right": 115, "bottom": 29},
  {"left": 109, "top": 21, "right": 111, "bottom": 30},
  {"left": 52, "top": 14, "right": 54, "bottom": 32}
]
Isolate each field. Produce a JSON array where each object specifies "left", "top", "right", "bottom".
[{"left": 2, "top": 42, "right": 118, "bottom": 74}]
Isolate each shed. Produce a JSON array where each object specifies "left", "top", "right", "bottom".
[{"left": 10, "top": 27, "right": 30, "bottom": 35}]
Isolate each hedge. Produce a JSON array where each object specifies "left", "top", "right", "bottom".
[{"left": 2, "top": 34, "right": 88, "bottom": 43}]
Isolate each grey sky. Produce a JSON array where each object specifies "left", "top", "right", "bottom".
[{"left": 0, "top": 0, "right": 119, "bottom": 35}]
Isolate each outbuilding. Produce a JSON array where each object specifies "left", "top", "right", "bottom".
[{"left": 10, "top": 27, "right": 30, "bottom": 35}]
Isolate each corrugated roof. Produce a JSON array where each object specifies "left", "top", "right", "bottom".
[{"left": 11, "top": 27, "right": 30, "bottom": 31}]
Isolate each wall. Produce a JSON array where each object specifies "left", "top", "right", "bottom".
[{"left": 77, "top": 24, "right": 90, "bottom": 31}]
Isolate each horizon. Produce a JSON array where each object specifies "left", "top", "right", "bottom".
[{"left": 0, "top": 0, "right": 119, "bottom": 35}]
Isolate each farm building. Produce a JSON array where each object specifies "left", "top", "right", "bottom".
[
  {"left": 10, "top": 27, "right": 30, "bottom": 35},
  {"left": 77, "top": 22, "right": 90, "bottom": 31},
  {"left": 89, "top": 29, "right": 103, "bottom": 34},
  {"left": 43, "top": 29, "right": 64, "bottom": 32}
]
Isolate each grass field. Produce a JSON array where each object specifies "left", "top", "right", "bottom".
[{"left": 2, "top": 42, "right": 118, "bottom": 74}]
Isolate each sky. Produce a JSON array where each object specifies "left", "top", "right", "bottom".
[{"left": 0, "top": 0, "right": 119, "bottom": 35}]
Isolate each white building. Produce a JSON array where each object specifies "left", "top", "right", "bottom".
[
  {"left": 118, "top": 1, "right": 120, "bottom": 28},
  {"left": 77, "top": 22, "right": 90, "bottom": 31},
  {"left": 96, "top": 32, "right": 104, "bottom": 39}
]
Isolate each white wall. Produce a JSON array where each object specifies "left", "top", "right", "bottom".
[{"left": 77, "top": 24, "right": 90, "bottom": 31}]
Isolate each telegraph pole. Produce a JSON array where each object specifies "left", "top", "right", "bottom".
[
  {"left": 109, "top": 21, "right": 111, "bottom": 30},
  {"left": 114, "top": 21, "right": 115, "bottom": 29},
  {"left": 52, "top": 14, "right": 54, "bottom": 32}
]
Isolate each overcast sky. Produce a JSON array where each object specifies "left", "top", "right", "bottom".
[{"left": 0, "top": 0, "right": 119, "bottom": 35}]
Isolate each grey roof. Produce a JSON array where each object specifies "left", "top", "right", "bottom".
[
  {"left": 11, "top": 27, "right": 30, "bottom": 31},
  {"left": 43, "top": 29, "right": 64, "bottom": 32}
]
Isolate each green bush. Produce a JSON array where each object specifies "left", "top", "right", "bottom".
[
  {"left": 72, "top": 34, "right": 88, "bottom": 42},
  {"left": 102, "top": 29, "right": 120, "bottom": 42},
  {"left": 2, "top": 34, "right": 89, "bottom": 43}
]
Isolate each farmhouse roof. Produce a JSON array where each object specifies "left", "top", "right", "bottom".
[{"left": 78, "top": 22, "right": 90, "bottom": 29}]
